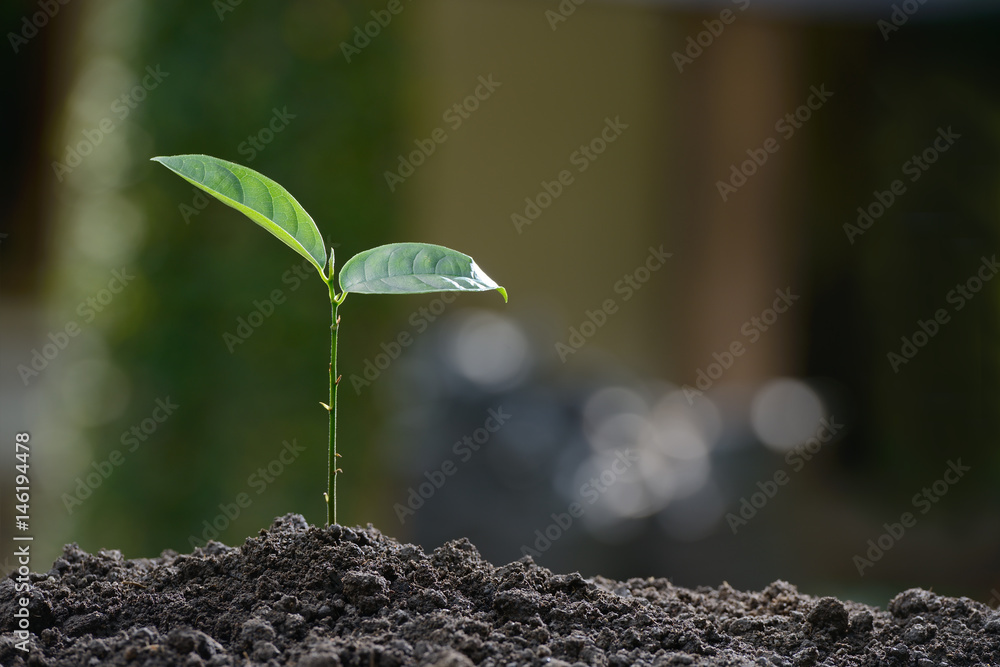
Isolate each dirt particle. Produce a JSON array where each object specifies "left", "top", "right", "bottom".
[
  {"left": 238, "top": 617, "right": 275, "bottom": 646},
  {"left": 425, "top": 648, "right": 475, "bottom": 666},
  {"left": 889, "top": 589, "right": 933, "bottom": 618},
  {"left": 792, "top": 646, "right": 818, "bottom": 666},
  {"left": 849, "top": 610, "right": 874, "bottom": 635},
  {"left": 277, "top": 594, "right": 300, "bottom": 612},
  {"left": 728, "top": 617, "right": 762, "bottom": 635},
  {"left": 342, "top": 570, "right": 390, "bottom": 614},
  {"left": 167, "top": 628, "right": 224, "bottom": 658},
  {"left": 252, "top": 640, "right": 279, "bottom": 661},
  {"left": 270, "top": 514, "right": 310, "bottom": 533},
  {"left": 806, "top": 597, "right": 849, "bottom": 637},
  {"left": 493, "top": 589, "right": 540, "bottom": 622},
  {"left": 63, "top": 611, "right": 106, "bottom": 636},
  {"left": 299, "top": 653, "right": 341, "bottom": 667},
  {"left": 194, "top": 541, "right": 233, "bottom": 558},
  {"left": 888, "top": 643, "right": 910, "bottom": 661},
  {"left": 903, "top": 619, "right": 935, "bottom": 644}
]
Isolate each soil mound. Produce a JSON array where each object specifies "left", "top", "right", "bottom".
[{"left": 2, "top": 515, "right": 998, "bottom": 666}]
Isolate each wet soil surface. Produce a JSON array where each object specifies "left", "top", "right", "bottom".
[{"left": 2, "top": 515, "right": 998, "bottom": 666}]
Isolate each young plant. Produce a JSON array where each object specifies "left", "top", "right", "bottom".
[{"left": 151, "top": 154, "right": 507, "bottom": 526}]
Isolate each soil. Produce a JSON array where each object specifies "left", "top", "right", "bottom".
[{"left": 1, "top": 515, "right": 998, "bottom": 667}]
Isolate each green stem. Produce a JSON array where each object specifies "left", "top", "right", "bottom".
[{"left": 327, "top": 284, "right": 343, "bottom": 526}]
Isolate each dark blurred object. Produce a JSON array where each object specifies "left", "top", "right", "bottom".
[{"left": 384, "top": 307, "right": 997, "bottom": 607}]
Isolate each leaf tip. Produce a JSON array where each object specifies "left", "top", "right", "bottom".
[{"left": 497, "top": 286, "right": 508, "bottom": 303}]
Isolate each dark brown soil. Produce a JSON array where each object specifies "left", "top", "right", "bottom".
[{"left": 2, "top": 515, "right": 998, "bottom": 666}]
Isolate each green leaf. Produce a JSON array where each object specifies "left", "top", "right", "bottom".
[
  {"left": 151, "top": 154, "right": 327, "bottom": 277},
  {"left": 339, "top": 242, "right": 507, "bottom": 302}
]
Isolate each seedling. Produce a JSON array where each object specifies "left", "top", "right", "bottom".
[{"left": 152, "top": 154, "right": 507, "bottom": 526}]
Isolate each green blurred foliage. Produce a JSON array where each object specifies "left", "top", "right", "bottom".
[{"left": 72, "top": 0, "right": 404, "bottom": 556}]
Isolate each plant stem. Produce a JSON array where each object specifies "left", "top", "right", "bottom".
[{"left": 327, "top": 283, "right": 344, "bottom": 526}]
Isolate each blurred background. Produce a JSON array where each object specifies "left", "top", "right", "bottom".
[{"left": 2, "top": 0, "right": 998, "bottom": 610}]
